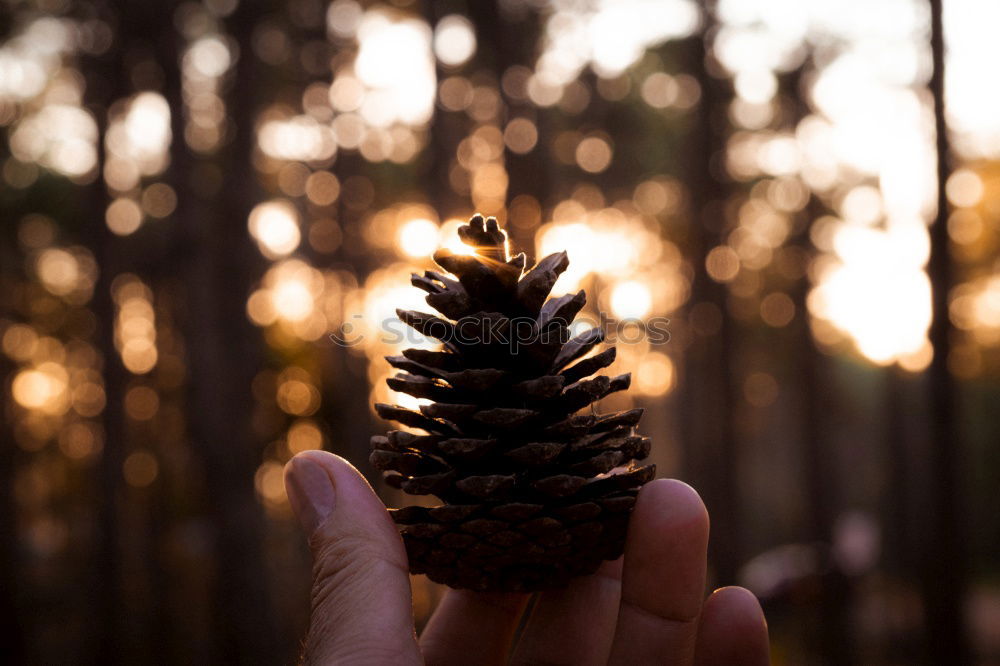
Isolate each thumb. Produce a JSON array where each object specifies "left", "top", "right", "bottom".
[{"left": 284, "top": 450, "right": 421, "bottom": 665}]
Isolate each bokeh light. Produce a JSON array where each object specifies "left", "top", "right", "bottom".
[
  {"left": 434, "top": 15, "right": 476, "bottom": 67},
  {"left": 248, "top": 200, "right": 301, "bottom": 259},
  {"left": 114, "top": 275, "right": 158, "bottom": 374}
]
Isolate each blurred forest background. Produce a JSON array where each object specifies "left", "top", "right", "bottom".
[{"left": 1, "top": 0, "right": 999, "bottom": 663}]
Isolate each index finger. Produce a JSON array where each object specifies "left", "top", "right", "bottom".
[
  {"left": 420, "top": 589, "right": 529, "bottom": 666},
  {"left": 607, "top": 479, "right": 710, "bottom": 665}
]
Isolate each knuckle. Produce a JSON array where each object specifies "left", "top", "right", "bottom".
[
  {"left": 302, "top": 529, "right": 417, "bottom": 665},
  {"left": 308, "top": 533, "right": 407, "bottom": 614}
]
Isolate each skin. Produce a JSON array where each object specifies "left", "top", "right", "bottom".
[{"left": 284, "top": 450, "right": 770, "bottom": 665}]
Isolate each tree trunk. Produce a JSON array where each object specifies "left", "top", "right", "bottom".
[
  {"left": 467, "top": 0, "right": 551, "bottom": 249},
  {"left": 678, "top": 9, "right": 742, "bottom": 587},
  {"left": 779, "top": 62, "right": 853, "bottom": 663},
  {"left": 923, "top": 1, "right": 969, "bottom": 662},
  {"left": 421, "top": 2, "right": 467, "bottom": 219},
  {"left": 83, "top": 2, "right": 132, "bottom": 660},
  {"left": 0, "top": 352, "right": 25, "bottom": 663},
  {"left": 169, "top": 1, "right": 281, "bottom": 661}
]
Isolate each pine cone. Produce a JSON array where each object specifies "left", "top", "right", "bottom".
[{"left": 370, "top": 214, "right": 654, "bottom": 593}]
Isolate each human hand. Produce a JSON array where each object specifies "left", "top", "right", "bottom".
[{"left": 284, "top": 450, "right": 769, "bottom": 665}]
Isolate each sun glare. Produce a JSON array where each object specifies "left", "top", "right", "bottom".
[
  {"left": 810, "top": 223, "right": 931, "bottom": 367},
  {"left": 397, "top": 218, "right": 440, "bottom": 258}
]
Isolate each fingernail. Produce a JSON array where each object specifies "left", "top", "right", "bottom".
[{"left": 284, "top": 455, "right": 336, "bottom": 536}]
